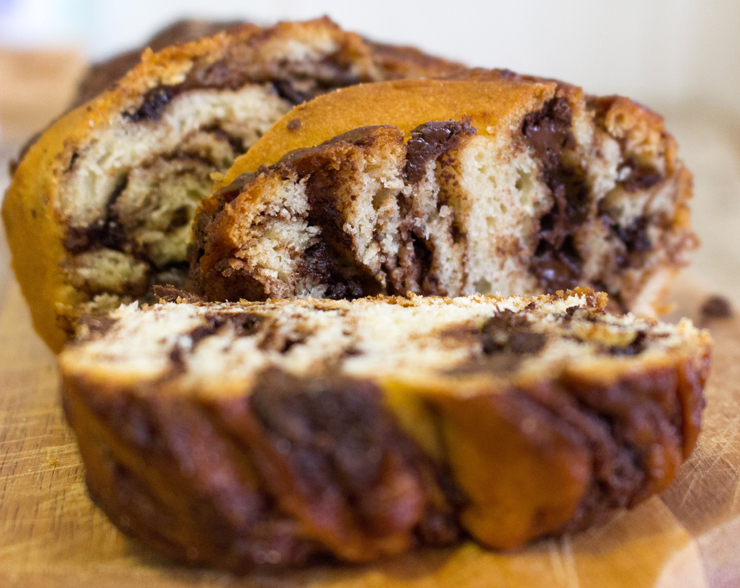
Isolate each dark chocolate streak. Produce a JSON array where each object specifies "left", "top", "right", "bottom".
[
  {"left": 249, "top": 368, "right": 461, "bottom": 542},
  {"left": 523, "top": 98, "right": 589, "bottom": 292},
  {"left": 481, "top": 309, "right": 547, "bottom": 355},
  {"left": 447, "top": 309, "right": 547, "bottom": 376},
  {"left": 64, "top": 177, "right": 129, "bottom": 254},
  {"left": 613, "top": 216, "right": 652, "bottom": 270},
  {"left": 618, "top": 158, "right": 663, "bottom": 193},
  {"left": 122, "top": 62, "right": 250, "bottom": 122},
  {"left": 298, "top": 242, "right": 378, "bottom": 300},
  {"left": 608, "top": 331, "right": 647, "bottom": 356},
  {"left": 125, "top": 56, "right": 364, "bottom": 123},
  {"left": 287, "top": 133, "right": 386, "bottom": 300},
  {"left": 405, "top": 120, "right": 477, "bottom": 183},
  {"left": 169, "top": 312, "right": 264, "bottom": 370},
  {"left": 397, "top": 120, "right": 477, "bottom": 294},
  {"left": 125, "top": 87, "right": 175, "bottom": 122},
  {"left": 75, "top": 314, "right": 117, "bottom": 339},
  {"left": 272, "top": 79, "right": 309, "bottom": 106}
]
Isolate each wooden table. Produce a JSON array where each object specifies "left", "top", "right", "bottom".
[{"left": 1, "top": 106, "right": 740, "bottom": 587}]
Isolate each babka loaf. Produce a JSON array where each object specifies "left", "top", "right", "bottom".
[
  {"left": 60, "top": 288, "right": 710, "bottom": 572},
  {"left": 193, "top": 76, "right": 696, "bottom": 313},
  {"left": 2, "top": 17, "right": 464, "bottom": 351}
]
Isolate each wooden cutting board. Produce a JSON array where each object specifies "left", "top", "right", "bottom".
[{"left": 0, "top": 261, "right": 738, "bottom": 587}]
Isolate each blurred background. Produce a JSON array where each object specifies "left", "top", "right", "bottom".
[{"left": 0, "top": 0, "right": 739, "bottom": 297}]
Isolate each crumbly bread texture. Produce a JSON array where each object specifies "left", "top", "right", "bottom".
[
  {"left": 2, "top": 17, "right": 464, "bottom": 351},
  {"left": 60, "top": 288, "right": 710, "bottom": 572},
  {"left": 194, "top": 75, "right": 696, "bottom": 314}
]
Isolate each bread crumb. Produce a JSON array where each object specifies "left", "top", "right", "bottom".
[{"left": 701, "top": 295, "right": 733, "bottom": 319}]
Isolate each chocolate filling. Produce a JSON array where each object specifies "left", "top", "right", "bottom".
[
  {"left": 618, "top": 158, "right": 663, "bottom": 193},
  {"left": 404, "top": 120, "right": 477, "bottom": 183},
  {"left": 480, "top": 309, "right": 547, "bottom": 355},
  {"left": 298, "top": 242, "right": 379, "bottom": 300},
  {"left": 289, "top": 134, "right": 386, "bottom": 300},
  {"left": 612, "top": 216, "right": 652, "bottom": 270},
  {"left": 607, "top": 331, "right": 647, "bottom": 356},
  {"left": 411, "top": 233, "right": 435, "bottom": 291},
  {"left": 523, "top": 98, "right": 588, "bottom": 292},
  {"left": 169, "top": 311, "right": 264, "bottom": 368},
  {"left": 64, "top": 178, "right": 128, "bottom": 254},
  {"left": 124, "top": 54, "right": 364, "bottom": 123},
  {"left": 272, "top": 79, "right": 309, "bottom": 106},
  {"left": 448, "top": 310, "right": 547, "bottom": 376},
  {"left": 75, "top": 314, "right": 118, "bottom": 339},
  {"left": 125, "top": 87, "right": 175, "bottom": 122},
  {"left": 249, "top": 368, "right": 462, "bottom": 542}
]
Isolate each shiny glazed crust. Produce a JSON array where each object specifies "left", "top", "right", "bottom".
[
  {"left": 2, "top": 17, "right": 463, "bottom": 352},
  {"left": 59, "top": 289, "right": 711, "bottom": 572}
]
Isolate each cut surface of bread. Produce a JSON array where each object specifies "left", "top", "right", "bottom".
[
  {"left": 194, "top": 76, "right": 696, "bottom": 314},
  {"left": 2, "top": 17, "right": 463, "bottom": 351},
  {"left": 60, "top": 288, "right": 710, "bottom": 572}
]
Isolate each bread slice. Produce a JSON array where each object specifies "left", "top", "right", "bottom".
[
  {"left": 193, "top": 75, "right": 696, "bottom": 313},
  {"left": 60, "top": 288, "right": 710, "bottom": 572},
  {"left": 1, "top": 17, "right": 464, "bottom": 351}
]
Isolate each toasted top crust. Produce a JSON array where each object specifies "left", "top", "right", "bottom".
[
  {"left": 217, "top": 78, "right": 556, "bottom": 186},
  {"left": 72, "top": 20, "right": 250, "bottom": 107},
  {"left": 216, "top": 66, "right": 682, "bottom": 190},
  {"left": 71, "top": 21, "right": 466, "bottom": 110}
]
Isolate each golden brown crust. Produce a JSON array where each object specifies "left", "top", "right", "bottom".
[
  {"left": 72, "top": 19, "right": 249, "bottom": 107},
  {"left": 72, "top": 23, "right": 466, "bottom": 110},
  {"left": 217, "top": 78, "right": 555, "bottom": 185},
  {"left": 366, "top": 41, "right": 468, "bottom": 80}
]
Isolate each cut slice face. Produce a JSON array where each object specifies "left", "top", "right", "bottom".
[
  {"left": 194, "top": 79, "right": 696, "bottom": 312},
  {"left": 60, "top": 288, "right": 711, "bottom": 571}
]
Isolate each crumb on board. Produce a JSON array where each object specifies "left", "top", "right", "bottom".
[{"left": 701, "top": 295, "right": 733, "bottom": 319}]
